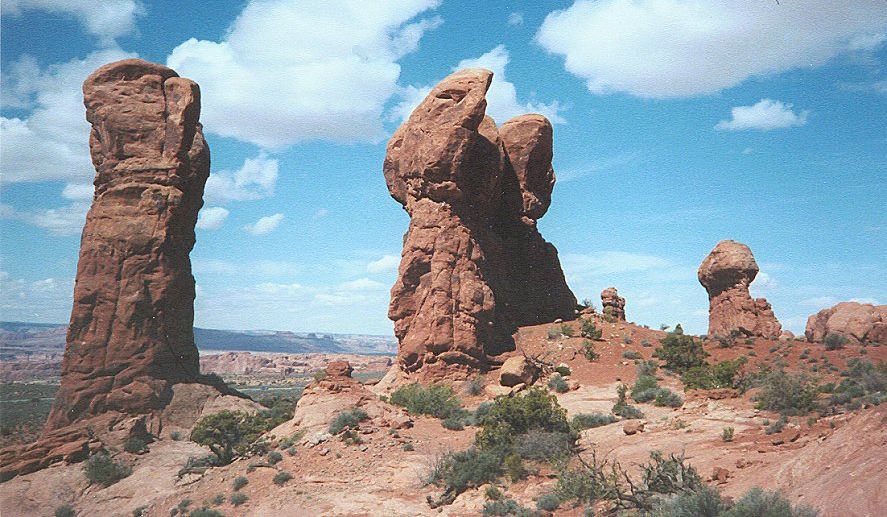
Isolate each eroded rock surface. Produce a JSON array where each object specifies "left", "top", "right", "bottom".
[
  {"left": 384, "top": 69, "right": 575, "bottom": 375},
  {"left": 698, "top": 240, "right": 781, "bottom": 338},
  {"left": 805, "top": 302, "right": 887, "bottom": 344},
  {"left": 601, "top": 287, "right": 626, "bottom": 321}
]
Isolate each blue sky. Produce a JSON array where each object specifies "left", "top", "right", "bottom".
[{"left": 1, "top": 0, "right": 885, "bottom": 336}]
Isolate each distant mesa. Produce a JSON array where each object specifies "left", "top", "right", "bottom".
[
  {"left": 384, "top": 68, "right": 576, "bottom": 376},
  {"left": 806, "top": 301, "right": 886, "bottom": 345},
  {"left": 698, "top": 240, "right": 781, "bottom": 338},
  {"left": 601, "top": 287, "right": 626, "bottom": 321}
]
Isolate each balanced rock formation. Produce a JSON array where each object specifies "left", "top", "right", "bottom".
[
  {"left": 805, "top": 302, "right": 887, "bottom": 344},
  {"left": 384, "top": 69, "right": 576, "bottom": 375},
  {"left": 601, "top": 287, "right": 626, "bottom": 321},
  {"left": 698, "top": 240, "right": 781, "bottom": 338}
]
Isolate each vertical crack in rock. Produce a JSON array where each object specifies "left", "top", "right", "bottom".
[
  {"left": 698, "top": 240, "right": 781, "bottom": 339},
  {"left": 384, "top": 69, "right": 576, "bottom": 376},
  {"left": 45, "top": 59, "right": 211, "bottom": 431}
]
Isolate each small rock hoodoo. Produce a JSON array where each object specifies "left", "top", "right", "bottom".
[
  {"left": 384, "top": 68, "right": 576, "bottom": 375},
  {"left": 698, "top": 240, "right": 781, "bottom": 338},
  {"left": 601, "top": 287, "right": 626, "bottom": 321}
]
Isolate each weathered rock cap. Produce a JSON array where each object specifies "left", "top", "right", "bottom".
[
  {"left": 601, "top": 287, "right": 626, "bottom": 321},
  {"left": 698, "top": 240, "right": 759, "bottom": 294},
  {"left": 499, "top": 114, "right": 554, "bottom": 220},
  {"left": 326, "top": 360, "right": 354, "bottom": 379}
]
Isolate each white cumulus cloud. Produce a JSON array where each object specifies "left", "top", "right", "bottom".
[
  {"left": 1, "top": 201, "right": 89, "bottom": 236},
  {"left": 204, "top": 153, "right": 279, "bottom": 204},
  {"left": 166, "top": 0, "right": 442, "bottom": 149},
  {"left": 2, "top": 0, "right": 144, "bottom": 44},
  {"left": 715, "top": 99, "right": 809, "bottom": 131},
  {"left": 196, "top": 207, "right": 230, "bottom": 230},
  {"left": 366, "top": 254, "right": 400, "bottom": 274},
  {"left": 536, "top": 0, "right": 887, "bottom": 98},
  {"left": 243, "top": 213, "right": 284, "bottom": 235}
]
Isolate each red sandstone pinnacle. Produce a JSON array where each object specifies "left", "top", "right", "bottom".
[
  {"left": 384, "top": 68, "right": 576, "bottom": 374},
  {"left": 601, "top": 287, "right": 626, "bottom": 321},
  {"left": 698, "top": 240, "right": 781, "bottom": 338},
  {"left": 45, "top": 59, "right": 211, "bottom": 431}
]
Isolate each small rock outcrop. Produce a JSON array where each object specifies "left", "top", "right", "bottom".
[
  {"left": 698, "top": 240, "right": 781, "bottom": 338},
  {"left": 805, "top": 302, "right": 887, "bottom": 344},
  {"left": 601, "top": 287, "right": 626, "bottom": 321},
  {"left": 498, "top": 356, "right": 538, "bottom": 387},
  {"left": 384, "top": 69, "right": 576, "bottom": 375}
]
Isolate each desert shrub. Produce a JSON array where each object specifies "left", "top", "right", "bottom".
[
  {"left": 623, "top": 335, "right": 633, "bottom": 344},
  {"left": 602, "top": 307, "right": 617, "bottom": 322},
  {"left": 754, "top": 370, "right": 817, "bottom": 415},
  {"left": 123, "top": 437, "right": 148, "bottom": 454},
  {"left": 641, "top": 339, "right": 652, "bottom": 347},
  {"left": 828, "top": 358, "right": 887, "bottom": 410},
  {"left": 256, "top": 395, "right": 299, "bottom": 427},
  {"left": 722, "top": 488, "right": 818, "bottom": 517},
  {"left": 536, "top": 492, "right": 561, "bottom": 511},
  {"left": 187, "top": 509, "right": 224, "bottom": 517},
  {"left": 133, "top": 506, "right": 147, "bottom": 517},
  {"left": 190, "top": 410, "right": 278, "bottom": 465},
  {"left": 637, "top": 360, "right": 659, "bottom": 377},
  {"left": 170, "top": 431, "right": 182, "bottom": 441},
  {"left": 328, "top": 408, "right": 368, "bottom": 434},
  {"left": 613, "top": 383, "right": 645, "bottom": 419},
  {"left": 232, "top": 475, "right": 248, "bottom": 490},
  {"left": 441, "top": 416, "right": 465, "bottom": 431},
  {"left": 654, "top": 388, "right": 683, "bottom": 408},
  {"left": 765, "top": 415, "right": 787, "bottom": 435},
  {"left": 683, "top": 357, "right": 748, "bottom": 390},
  {"left": 631, "top": 375, "right": 659, "bottom": 400},
  {"left": 622, "top": 350, "right": 642, "bottom": 360},
  {"left": 514, "top": 430, "right": 573, "bottom": 462},
  {"left": 504, "top": 452, "right": 525, "bottom": 481},
  {"left": 485, "top": 485, "right": 502, "bottom": 500},
  {"left": 650, "top": 484, "right": 726, "bottom": 517},
  {"left": 560, "top": 324, "right": 575, "bottom": 337},
  {"left": 722, "top": 427, "right": 734, "bottom": 442},
  {"left": 54, "top": 505, "right": 76, "bottom": 517},
  {"left": 654, "top": 325, "right": 708, "bottom": 373},
  {"left": 823, "top": 333, "right": 847, "bottom": 350},
  {"left": 210, "top": 494, "right": 225, "bottom": 506},
  {"left": 571, "top": 412, "right": 616, "bottom": 430},
  {"left": 83, "top": 452, "right": 132, "bottom": 487},
  {"left": 555, "top": 365, "right": 572, "bottom": 377},
  {"left": 389, "top": 383, "right": 462, "bottom": 419},
  {"left": 273, "top": 471, "right": 293, "bottom": 485},
  {"left": 267, "top": 450, "right": 283, "bottom": 465},
  {"left": 580, "top": 319, "right": 603, "bottom": 340},
  {"left": 548, "top": 374, "right": 569, "bottom": 393},
  {"left": 177, "top": 499, "right": 192, "bottom": 512},
  {"left": 555, "top": 468, "right": 603, "bottom": 506},
  {"left": 632, "top": 388, "right": 659, "bottom": 403},
  {"left": 465, "top": 376, "right": 485, "bottom": 396},
  {"left": 547, "top": 328, "right": 562, "bottom": 340},
  {"left": 483, "top": 498, "right": 540, "bottom": 517},
  {"left": 475, "top": 388, "right": 573, "bottom": 453},
  {"left": 583, "top": 340, "right": 600, "bottom": 361},
  {"left": 431, "top": 448, "right": 502, "bottom": 495},
  {"left": 230, "top": 492, "right": 248, "bottom": 507}
]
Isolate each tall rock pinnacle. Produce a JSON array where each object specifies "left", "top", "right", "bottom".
[
  {"left": 384, "top": 69, "right": 576, "bottom": 376},
  {"left": 45, "top": 59, "right": 211, "bottom": 430}
]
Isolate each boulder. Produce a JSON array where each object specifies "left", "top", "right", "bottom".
[
  {"left": 326, "top": 360, "right": 354, "bottom": 379},
  {"left": 805, "top": 302, "right": 887, "bottom": 344},
  {"left": 711, "top": 466, "right": 730, "bottom": 483},
  {"left": 698, "top": 240, "right": 782, "bottom": 338},
  {"left": 601, "top": 287, "right": 626, "bottom": 321},
  {"left": 623, "top": 421, "right": 645, "bottom": 435},
  {"left": 384, "top": 69, "right": 576, "bottom": 374},
  {"left": 498, "top": 356, "right": 538, "bottom": 387}
]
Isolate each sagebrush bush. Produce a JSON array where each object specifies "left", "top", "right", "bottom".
[
  {"left": 123, "top": 437, "right": 148, "bottom": 454},
  {"left": 431, "top": 448, "right": 502, "bottom": 494},
  {"left": 654, "top": 325, "right": 708, "bottom": 373},
  {"left": 465, "top": 376, "right": 485, "bottom": 396},
  {"left": 482, "top": 498, "right": 540, "bottom": 517},
  {"left": 824, "top": 333, "right": 847, "bottom": 350},
  {"left": 654, "top": 388, "right": 683, "bottom": 408},
  {"left": 187, "top": 509, "right": 224, "bottom": 517},
  {"left": 273, "top": 471, "right": 293, "bottom": 485},
  {"left": 267, "top": 450, "right": 283, "bottom": 465},
  {"left": 475, "top": 388, "right": 573, "bottom": 453},
  {"left": 580, "top": 319, "right": 602, "bottom": 340},
  {"left": 650, "top": 484, "right": 726, "bottom": 517},
  {"left": 754, "top": 370, "right": 817, "bottom": 415},
  {"left": 514, "top": 430, "right": 573, "bottom": 462},
  {"left": 210, "top": 494, "right": 225, "bottom": 506},
  {"left": 83, "top": 452, "right": 131, "bottom": 487},
  {"left": 722, "top": 427, "right": 734, "bottom": 442},
  {"left": 571, "top": 412, "right": 616, "bottom": 430},
  {"left": 232, "top": 475, "right": 248, "bottom": 490},
  {"left": 548, "top": 374, "right": 569, "bottom": 393},
  {"left": 631, "top": 375, "right": 659, "bottom": 401},
  {"left": 613, "top": 383, "right": 645, "bottom": 419},
  {"left": 389, "top": 383, "right": 462, "bottom": 419},
  {"left": 722, "top": 488, "right": 818, "bottom": 517},
  {"left": 230, "top": 492, "right": 248, "bottom": 506},
  {"left": 583, "top": 340, "right": 600, "bottom": 361},
  {"left": 328, "top": 408, "right": 368, "bottom": 434},
  {"left": 536, "top": 492, "right": 561, "bottom": 511},
  {"left": 54, "top": 505, "right": 76, "bottom": 517},
  {"left": 441, "top": 416, "right": 465, "bottom": 431},
  {"left": 682, "top": 357, "right": 748, "bottom": 390},
  {"left": 637, "top": 360, "right": 659, "bottom": 377},
  {"left": 560, "top": 324, "right": 575, "bottom": 337}
]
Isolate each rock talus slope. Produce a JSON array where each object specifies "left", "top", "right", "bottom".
[
  {"left": 698, "top": 240, "right": 781, "bottom": 338},
  {"left": 384, "top": 68, "right": 575, "bottom": 375}
]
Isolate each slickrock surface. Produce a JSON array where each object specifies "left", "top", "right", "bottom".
[
  {"left": 698, "top": 240, "right": 781, "bottom": 338},
  {"left": 384, "top": 68, "right": 576, "bottom": 375},
  {"left": 601, "top": 287, "right": 626, "bottom": 321},
  {"left": 805, "top": 301, "right": 887, "bottom": 344}
]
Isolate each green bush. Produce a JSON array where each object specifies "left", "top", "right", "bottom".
[
  {"left": 829, "top": 358, "right": 887, "bottom": 410},
  {"left": 555, "top": 468, "right": 603, "bottom": 506},
  {"left": 178, "top": 499, "right": 192, "bottom": 511},
  {"left": 188, "top": 509, "right": 224, "bottom": 517},
  {"left": 267, "top": 451, "right": 283, "bottom": 465},
  {"left": 548, "top": 374, "right": 569, "bottom": 393},
  {"left": 623, "top": 350, "right": 642, "bottom": 360},
  {"left": 536, "top": 493, "right": 561, "bottom": 511},
  {"left": 441, "top": 416, "right": 465, "bottom": 431},
  {"left": 580, "top": 319, "right": 602, "bottom": 340},
  {"left": 765, "top": 415, "right": 786, "bottom": 435},
  {"left": 170, "top": 431, "right": 182, "bottom": 441},
  {"left": 389, "top": 383, "right": 462, "bottom": 419},
  {"left": 273, "top": 471, "right": 293, "bottom": 485},
  {"left": 190, "top": 410, "right": 279, "bottom": 465},
  {"left": 632, "top": 388, "right": 659, "bottom": 403},
  {"left": 431, "top": 448, "right": 502, "bottom": 494},
  {"left": 637, "top": 360, "right": 659, "bottom": 377},
  {"left": 465, "top": 376, "right": 485, "bottom": 396},
  {"left": 483, "top": 498, "right": 540, "bottom": 517},
  {"left": 754, "top": 370, "right": 817, "bottom": 415},
  {"left": 232, "top": 475, "right": 248, "bottom": 490},
  {"left": 613, "top": 383, "right": 644, "bottom": 419},
  {"left": 654, "top": 325, "right": 709, "bottom": 373},
  {"left": 722, "top": 487, "right": 818, "bottom": 517},
  {"left": 654, "top": 388, "right": 683, "bottom": 408},
  {"left": 631, "top": 375, "right": 659, "bottom": 401},
  {"left": 722, "top": 427, "right": 734, "bottom": 442},
  {"left": 583, "top": 340, "right": 600, "bottom": 361},
  {"left": 132, "top": 506, "right": 147, "bottom": 517},
  {"left": 475, "top": 388, "right": 573, "bottom": 453},
  {"left": 504, "top": 452, "right": 525, "bottom": 481},
  {"left": 560, "top": 324, "right": 575, "bottom": 337},
  {"left": 230, "top": 492, "right": 248, "bottom": 507},
  {"left": 514, "top": 430, "right": 573, "bottom": 462},
  {"left": 571, "top": 412, "right": 616, "bottom": 430},
  {"left": 555, "top": 365, "right": 572, "bottom": 377},
  {"left": 123, "top": 437, "right": 148, "bottom": 454},
  {"left": 83, "top": 452, "right": 132, "bottom": 487},
  {"left": 210, "top": 494, "right": 225, "bottom": 506},
  {"left": 328, "top": 408, "right": 368, "bottom": 434},
  {"left": 682, "top": 357, "right": 748, "bottom": 390},
  {"left": 54, "top": 505, "right": 76, "bottom": 517},
  {"left": 824, "top": 333, "right": 847, "bottom": 350},
  {"left": 651, "top": 485, "right": 726, "bottom": 517}
]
